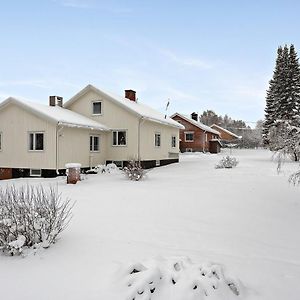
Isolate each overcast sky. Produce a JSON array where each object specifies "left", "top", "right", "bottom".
[{"left": 1, "top": 0, "right": 300, "bottom": 125}]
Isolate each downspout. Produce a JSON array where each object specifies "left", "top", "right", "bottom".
[
  {"left": 56, "top": 123, "right": 59, "bottom": 174},
  {"left": 56, "top": 124, "right": 64, "bottom": 175},
  {"left": 138, "top": 117, "right": 145, "bottom": 163},
  {"left": 202, "top": 131, "right": 206, "bottom": 153}
]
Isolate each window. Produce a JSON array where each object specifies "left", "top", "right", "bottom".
[
  {"left": 171, "top": 135, "right": 176, "bottom": 148},
  {"left": 92, "top": 101, "right": 102, "bottom": 115},
  {"left": 112, "top": 131, "right": 127, "bottom": 146},
  {"left": 0, "top": 132, "right": 2, "bottom": 151},
  {"left": 184, "top": 132, "right": 194, "bottom": 142},
  {"left": 90, "top": 135, "right": 100, "bottom": 152},
  {"left": 155, "top": 133, "right": 161, "bottom": 147},
  {"left": 29, "top": 132, "right": 44, "bottom": 151},
  {"left": 205, "top": 133, "right": 208, "bottom": 142},
  {"left": 155, "top": 160, "right": 160, "bottom": 166},
  {"left": 30, "top": 169, "right": 42, "bottom": 177}
]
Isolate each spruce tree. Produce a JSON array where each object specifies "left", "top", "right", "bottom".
[
  {"left": 287, "top": 44, "right": 300, "bottom": 125},
  {"left": 263, "top": 44, "right": 300, "bottom": 144},
  {"left": 262, "top": 46, "right": 283, "bottom": 144},
  {"left": 275, "top": 45, "right": 290, "bottom": 121},
  {"left": 266, "top": 44, "right": 300, "bottom": 160}
]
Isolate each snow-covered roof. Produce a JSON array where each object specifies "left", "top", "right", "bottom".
[
  {"left": 0, "top": 97, "right": 109, "bottom": 131},
  {"left": 170, "top": 113, "right": 220, "bottom": 135},
  {"left": 210, "top": 124, "right": 241, "bottom": 139},
  {"left": 64, "top": 84, "right": 184, "bottom": 129}
]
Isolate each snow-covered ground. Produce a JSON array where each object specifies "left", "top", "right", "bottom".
[{"left": 0, "top": 149, "right": 300, "bottom": 300}]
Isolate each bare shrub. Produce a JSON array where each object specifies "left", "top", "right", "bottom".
[
  {"left": 0, "top": 185, "right": 74, "bottom": 256},
  {"left": 289, "top": 170, "right": 300, "bottom": 186},
  {"left": 123, "top": 160, "right": 145, "bottom": 181},
  {"left": 215, "top": 156, "right": 239, "bottom": 169}
]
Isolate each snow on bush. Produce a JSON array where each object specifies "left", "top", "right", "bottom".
[
  {"left": 289, "top": 170, "right": 300, "bottom": 186},
  {"left": 116, "top": 257, "right": 242, "bottom": 300},
  {"left": 215, "top": 156, "right": 239, "bottom": 169},
  {"left": 123, "top": 160, "right": 145, "bottom": 181},
  {"left": 0, "top": 185, "right": 74, "bottom": 256},
  {"left": 87, "top": 163, "right": 120, "bottom": 174}
]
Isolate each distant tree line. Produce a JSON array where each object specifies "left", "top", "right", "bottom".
[{"left": 199, "top": 110, "right": 263, "bottom": 148}]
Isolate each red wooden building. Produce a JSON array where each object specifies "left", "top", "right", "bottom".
[
  {"left": 210, "top": 124, "right": 241, "bottom": 142},
  {"left": 171, "top": 112, "right": 221, "bottom": 153}
]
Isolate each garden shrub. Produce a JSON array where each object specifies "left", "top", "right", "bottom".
[
  {"left": 123, "top": 160, "right": 145, "bottom": 181},
  {"left": 0, "top": 185, "right": 73, "bottom": 256},
  {"left": 215, "top": 156, "right": 239, "bottom": 169}
]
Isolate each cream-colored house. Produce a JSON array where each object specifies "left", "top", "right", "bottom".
[{"left": 0, "top": 84, "right": 183, "bottom": 179}]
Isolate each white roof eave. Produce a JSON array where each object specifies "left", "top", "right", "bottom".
[{"left": 58, "top": 121, "right": 109, "bottom": 131}]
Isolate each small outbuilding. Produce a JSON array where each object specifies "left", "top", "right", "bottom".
[{"left": 209, "top": 139, "right": 222, "bottom": 154}]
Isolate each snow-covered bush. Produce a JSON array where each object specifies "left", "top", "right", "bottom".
[
  {"left": 0, "top": 185, "right": 73, "bottom": 256},
  {"left": 289, "top": 170, "right": 300, "bottom": 186},
  {"left": 117, "top": 257, "right": 242, "bottom": 300},
  {"left": 215, "top": 156, "right": 239, "bottom": 169},
  {"left": 270, "top": 120, "right": 300, "bottom": 162},
  {"left": 87, "top": 163, "right": 119, "bottom": 174},
  {"left": 123, "top": 160, "right": 145, "bottom": 181}
]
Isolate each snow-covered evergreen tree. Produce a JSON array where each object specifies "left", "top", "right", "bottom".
[
  {"left": 286, "top": 44, "right": 300, "bottom": 124},
  {"left": 263, "top": 44, "right": 300, "bottom": 155},
  {"left": 262, "top": 46, "right": 284, "bottom": 144}
]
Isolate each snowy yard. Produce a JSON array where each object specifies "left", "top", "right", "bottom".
[{"left": 0, "top": 149, "right": 300, "bottom": 300}]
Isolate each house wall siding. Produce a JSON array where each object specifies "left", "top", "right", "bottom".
[
  {"left": 0, "top": 104, "right": 57, "bottom": 169},
  {"left": 67, "top": 89, "right": 180, "bottom": 162},
  {"left": 67, "top": 89, "right": 139, "bottom": 161},
  {"left": 58, "top": 127, "right": 107, "bottom": 169},
  {"left": 139, "top": 120, "right": 180, "bottom": 160}
]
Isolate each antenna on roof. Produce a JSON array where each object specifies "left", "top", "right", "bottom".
[{"left": 164, "top": 98, "right": 170, "bottom": 119}]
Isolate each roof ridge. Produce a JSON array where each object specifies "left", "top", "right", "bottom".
[
  {"left": 64, "top": 84, "right": 184, "bottom": 129},
  {"left": 171, "top": 112, "right": 220, "bottom": 135}
]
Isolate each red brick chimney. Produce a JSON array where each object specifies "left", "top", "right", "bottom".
[
  {"left": 191, "top": 112, "right": 198, "bottom": 121},
  {"left": 125, "top": 90, "right": 136, "bottom": 102}
]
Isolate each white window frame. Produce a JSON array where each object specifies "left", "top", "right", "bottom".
[
  {"left": 92, "top": 101, "right": 102, "bottom": 115},
  {"left": 28, "top": 132, "right": 45, "bottom": 151},
  {"left": 184, "top": 131, "right": 194, "bottom": 142},
  {"left": 154, "top": 132, "right": 161, "bottom": 147},
  {"left": 112, "top": 130, "right": 127, "bottom": 147},
  {"left": 30, "top": 169, "right": 42, "bottom": 177},
  {"left": 0, "top": 132, "right": 2, "bottom": 151},
  {"left": 90, "top": 135, "right": 100, "bottom": 152},
  {"left": 205, "top": 133, "right": 208, "bottom": 142},
  {"left": 186, "top": 148, "right": 193, "bottom": 152},
  {"left": 171, "top": 135, "right": 176, "bottom": 148}
]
